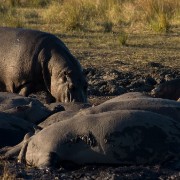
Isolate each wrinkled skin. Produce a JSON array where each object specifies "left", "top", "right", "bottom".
[
  {"left": 151, "top": 79, "right": 180, "bottom": 100},
  {"left": 0, "top": 92, "right": 62, "bottom": 124},
  {"left": 0, "top": 27, "right": 87, "bottom": 103},
  {"left": 79, "top": 95, "right": 180, "bottom": 122},
  {"left": 102, "top": 92, "right": 151, "bottom": 104},
  {"left": 0, "top": 112, "right": 35, "bottom": 147},
  {"left": 39, "top": 92, "right": 180, "bottom": 128},
  {"left": 2, "top": 110, "right": 180, "bottom": 168}
]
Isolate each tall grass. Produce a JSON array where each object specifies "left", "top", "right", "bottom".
[
  {"left": 0, "top": 0, "right": 179, "bottom": 33},
  {"left": 136, "top": 0, "right": 179, "bottom": 32},
  {"left": 42, "top": 0, "right": 179, "bottom": 33},
  {"left": 0, "top": 0, "right": 50, "bottom": 7},
  {"left": 0, "top": 4, "right": 24, "bottom": 27},
  {"left": 42, "top": 0, "right": 97, "bottom": 30}
]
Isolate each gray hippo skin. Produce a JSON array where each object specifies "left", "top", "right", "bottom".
[
  {"left": 102, "top": 92, "right": 152, "bottom": 104},
  {"left": 0, "top": 27, "right": 87, "bottom": 103},
  {"left": 2, "top": 110, "right": 180, "bottom": 168},
  {"left": 151, "top": 79, "right": 180, "bottom": 100},
  {"left": 0, "top": 112, "right": 35, "bottom": 147},
  {"left": 40, "top": 102, "right": 91, "bottom": 128},
  {"left": 79, "top": 95, "right": 180, "bottom": 122},
  {"left": 0, "top": 92, "right": 62, "bottom": 124},
  {"left": 39, "top": 92, "right": 180, "bottom": 128}
]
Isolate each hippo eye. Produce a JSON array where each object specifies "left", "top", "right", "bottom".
[
  {"left": 69, "top": 84, "right": 75, "bottom": 91},
  {"left": 59, "top": 76, "right": 67, "bottom": 83}
]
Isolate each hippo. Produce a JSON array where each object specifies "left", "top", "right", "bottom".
[
  {"left": 0, "top": 92, "right": 63, "bottom": 124},
  {"left": 102, "top": 92, "right": 152, "bottom": 104},
  {"left": 79, "top": 96, "right": 180, "bottom": 122},
  {"left": 2, "top": 110, "right": 180, "bottom": 168},
  {"left": 0, "top": 112, "right": 35, "bottom": 147},
  {"left": 39, "top": 93, "right": 180, "bottom": 128},
  {"left": 151, "top": 79, "right": 180, "bottom": 100},
  {"left": 0, "top": 27, "right": 88, "bottom": 103},
  {"left": 39, "top": 102, "right": 91, "bottom": 128}
]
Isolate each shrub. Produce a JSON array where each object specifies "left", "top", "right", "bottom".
[
  {"left": 136, "top": 0, "right": 179, "bottom": 33},
  {"left": 43, "top": 0, "right": 97, "bottom": 31},
  {"left": 0, "top": 0, "right": 50, "bottom": 7},
  {"left": 0, "top": 4, "right": 24, "bottom": 27},
  {"left": 118, "top": 31, "right": 128, "bottom": 46},
  {"left": 149, "top": 13, "right": 170, "bottom": 33},
  {"left": 102, "top": 21, "right": 113, "bottom": 32}
]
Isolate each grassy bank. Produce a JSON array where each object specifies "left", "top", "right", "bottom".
[{"left": 0, "top": 0, "right": 179, "bottom": 34}]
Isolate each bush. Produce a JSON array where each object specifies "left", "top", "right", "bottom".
[
  {"left": 0, "top": 0, "right": 50, "bottom": 7},
  {"left": 136, "top": 0, "right": 179, "bottom": 33},
  {"left": 43, "top": 0, "right": 97, "bottom": 31},
  {"left": 0, "top": 4, "right": 24, "bottom": 27},
  {"left": 118, "top": 31, "right": 128, "bottom": 46}
]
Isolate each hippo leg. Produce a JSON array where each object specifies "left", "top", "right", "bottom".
[
  {"left": 6, "top": 81, "right": 16, "bottom": 93},
  {"left": 18, "top": 140, "right": 29, "bottom": 164},
  {"left": 0, "top": 143, "right": 23, "bottom": 159},
  {"left": 18, "top": 82, "right": 33, "bottom": 96}
]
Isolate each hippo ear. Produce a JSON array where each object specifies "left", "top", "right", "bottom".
[{"left": 39, "top": 48, "right": 51, "bottom": 93}]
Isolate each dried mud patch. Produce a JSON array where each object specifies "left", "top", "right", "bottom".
[{"left": 1, "top": 159, "right": 180, "bottom": 180}]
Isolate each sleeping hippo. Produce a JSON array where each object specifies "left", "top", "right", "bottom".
[
  {"left": 0, "top": 27, "right": 87, "bottom": 103},
  {"left": 2, "top": 110, "right": 180, "bottom": 168},
  {"left": 102, "top": 92, "right": 152, "bottom": 104},
  {"left": 39, "top": 102, "right": 91, "bottom": 128},
  {"left": 79, "top": 96, "right": 180, "bottom": 122},
  {"left": 0, "top": 92, "right": 63, "bottom": 124},
  {"left": 39, "top": 92, "right": 180, "bottom": 128},
  {"left": 151, "top": 79, "right": 180, "bottom": 100},
  {"left": 0, "top": 112, "right": 35, "bottom": 147}
]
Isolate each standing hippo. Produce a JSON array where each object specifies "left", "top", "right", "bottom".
[{"left": 0, "top": 27, "right": 88, "bottom": 103}]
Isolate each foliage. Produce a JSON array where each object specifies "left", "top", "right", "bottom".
[{"left": 0, "top": 0, "right": 180, "bottom": 33}]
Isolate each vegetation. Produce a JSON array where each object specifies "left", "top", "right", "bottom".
[{"left": 0, "top": 0, "right": 179, "bottom": 33}]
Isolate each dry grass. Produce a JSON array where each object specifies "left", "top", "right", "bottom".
[
  {"left": 0, "top": 0, "right": 179, "bottom": 33},
  {"left": 41, "top": 0, "right": 180, "bottom": 33},
  {"left": 0, "top": 161, "right": 16, "bottom": 180},
  {"left": 0, "top": 4, "right": 25, "bottom": 27}
]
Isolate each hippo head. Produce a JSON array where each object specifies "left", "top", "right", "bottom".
[
  {"left": 40, "top": 42, "right": 88, "bottom": 103},
  {"left": 50, "top": 68, "right": 88, "bottom": 103},
  {"left": 151, "top": 86, "right": 163, "bottom": 97}
]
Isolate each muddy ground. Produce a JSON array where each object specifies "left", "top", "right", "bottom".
[{"left": 0, "top": 29, "right": 180, "bottom": 179}]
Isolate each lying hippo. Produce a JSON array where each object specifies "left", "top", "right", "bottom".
[
  {"left": 79, "top": 96, "right": 180, "bottom": 122},
  {"left": 0, "top": 27, "right": 87, "bottom": 103},
  {"left": 151, "top": 79, "right": 180, "bottom": 100},
  {"left": 0, "top": 112, "right": 35, "bottom": 147},
  {"left": 39, "top": 92, "right": 180, "bottom": 128},
  {"left": 102, "top": 92, "right": 151, "bottom": 104},
  {"left": 0, "top": 92, "right": 63, "bottom": 124},
  {"left": 39, "top": 102, "right": 91, "bottom": 128},
  {"left": 2, "top": 110, "right": 180, "bottom": 168}
]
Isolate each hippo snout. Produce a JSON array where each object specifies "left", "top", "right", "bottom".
[
  {"left": 151, "top": 87, "right": 161, "bottom": 97},
  {"left": 58, "top": 88, "right": 87, "bottom": 103}
]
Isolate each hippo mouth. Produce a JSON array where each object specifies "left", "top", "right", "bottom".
[{"left": 59, "top": 88, "right": 87, "bottom": 103}]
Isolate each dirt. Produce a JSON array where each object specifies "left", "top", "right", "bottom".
[{"left": 0, "top": 29, "right": 180, "bottom": 179}]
